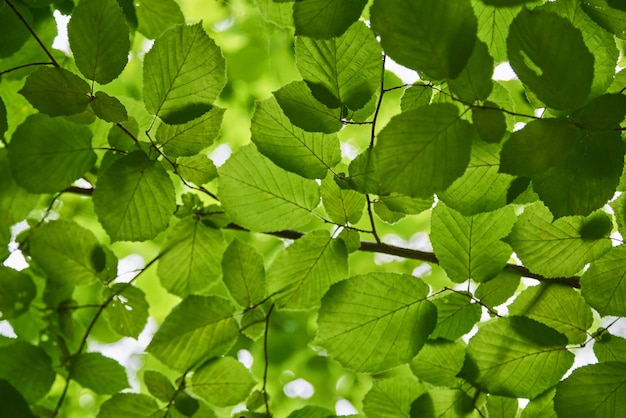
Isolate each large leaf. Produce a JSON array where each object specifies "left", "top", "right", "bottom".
[
  {"left": 371, "top": 0, "right": 477, "bottom": 80},
  {"left": 191, "top": 357, "right": 256, "bottom": 407},
  {"left": 293, "top": 0, "right": 367, "bottom": 38},
  {"left": 363, "top": 376, "right": 425, "bottom": 418},
  {"left": 93, "top": 151, "right": 176, "bottom": 242},
  {"left": 0, "top": 267, "right": 36, "bottom": 320},
  {"left": 315, "top": 272, "right": 437, "bottom": 373},
  {"left": 67, "top": 0, "right": 129, "bottom": 84},
  {"left": 0, "top": 341, "right": 55, "bottom": 402},
  {"left": 462, "top": 316, "right": 574, "bottom": 398},
  {"left": 147, "top": 296, "right": 238, "bottom": 371},
  {"left": 29, "top": 219, "right": 110, "bottom": 286},
  {"left": 554, "top": 362, "right": 626, "bottom": 418},
  {"left": 267, "top": 230, "right": 348, "bottom": 310},
  {"left": 221, "top": 239, "right": 266, "bottom": 308},
  {"left": 98, "top": 393, "right": 160, "bottom": 418},
  {"left": 156, "top": 106, "right": 225, "bottom": 158},
  {"left": 295, "top": 21, "right": 381, "bottom": 110},
  {"left": 143, "top": 23, "right": 225, "bottom": 124},
  {"left": 251, "top": 97, "right": 341, "bottom": 179},
  {"left": 506, "top": 203, "right": 612, "bottom": 278},
  {"left": 375, "top": 104, "right": 474, "bottom": 197},
  {"left": 71, "top": 353, "right": 129, "bottom": 394},
  {"left": 19, "top": 67, "right": 91, "bottom": 116},
  {"left": 104, "top": 283, "right": 149, "bottom": 339},
  {"left": 509, "top": 283, "right": 593, "bottom": 344},
  {"left": 430, "top": 203, "right": 516, "bottom": 283},
  {"left": 217, "top": 145, "right": 320, "bottom": 232},
  {"left": 8, "top": 113, "right": 95, "bottom": 193},
  {"left": 580, "top": 245, "right": 626, "bottom": 316},
  {"left": 157, "top": 217, "right": 225, "bottom": 297},
  {"left": 135, "top": 0, "right": 184, "bottom": 39},
  {"left": 507, "top": 9, "right": 594, "bottom": 110}
]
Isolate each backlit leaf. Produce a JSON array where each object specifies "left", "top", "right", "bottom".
[
  {"left": 430, "top": 292, "right": 481, "bottom": 340},
  {"left": 274, "top": 81, "right": 343, "bottom": 133},
  {"left": 0, "top": 341, "right": 55, "bottom": 402},
  {"left": 321, "top": 174, "right": 364, "bottom": 225},
  {"left": 0, "top": 267, "right": 36, "bottom": 320},
  {"left": 176, "top": 154, "right": 217, "bottom": 186},
  {"left": 475, "top": 270, "right": 520, "bottom": 308},
  {"left": 581, "top": 0, "right": 626, "bottom": 39},
  {"left": 594, "top": 332, "right": 626, "bottom": 362},
  {"left": 410, "top": 339, "right": 466, "bottom": 387},
  {"left": 156, "top": 107, "right": 225, "bottom": 158},
  {"left": 471, "top": 104, "right": 507, "bottom": 144},
  {"left": 448, "top": 40, "right": 494, "bottom": 103},
  {"left": 580, "top": 245, "right": 626, "bottom": 316},
  {"left": 0, "top": 380, "right": 35, "bottom": 418},
  {"left": 410, "top": 389, "right": 474, "bottom": 418},
  {"left": 293, "top": 0, "right": 367, "bottom": 39},
  {"left": 71, "top": 353, "right": 129, "bottom": 394},
  {"left": 0, "top": 3, "right": 31, "bottom": 58},
  {"left": 363, "top": 376, "right": 425, "bottom": 418},
  {"left": 104, "top": 283, "right": 149, "bottom": 339},
  {"left": 92, "top": 91, "right": 128, "bottom": 123},
  {"left": 144, "top": 371, "right": 175, "bottom": 403},
  {"left": 98, "top": 393, "right": 160, "bottom": 418},
  {"left": 191, "top": 357, "right": 256, "bottom": 407},
  {"left": 222, "top": 239, "right": 266, "bottom": 308},
  {"left": 474, "top": 1, "right": 520, "bottom": 63},
  {"left": 135, "top": 0, "right": 184, "bottom": 39},
  {"left": 19, "top": 67, "right": 91, "bottom": 116}
]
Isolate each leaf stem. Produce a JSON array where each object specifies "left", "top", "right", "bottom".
[
  {"left": 263, "top": 303, "right": 275, "bottom": 417},
  {"left": 366, "top": 194, "right": 381, "bottom": 243},
  {"left": 369, "top": 53, "right": 387, "bottom": 148},
  {"left": 0, "top": 61, "right": 55, "bottom": 77}
]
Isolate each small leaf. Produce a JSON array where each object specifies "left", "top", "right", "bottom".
[
  {"left": 0, "top": 341, "right": 55, "bottom": 402},
  {"left": 173, "top": 391, "right": 199, "bottom": 417},
  {"left": 315, "top": 272, "right": 437, "bottom": 373},
  {"left": 147, "top": 296, "right": 238, "bottom": 371},
  {"left": 176, "top": 154, "right": 217, "bottom": 186},
  {"left": 321, "top": 174, "right": 364, "bottom": 225},
  {"left": 0, "top": 266, "right": 36, "bottom": 320},
  {"left": 448, "top": 40, "right": 494, "bottom": 103},
  {"left": 472, "top": 104, "right": 507, "bottom": 143},
  {"left": 430, "top": 292, "right": 482, "bottom": 340},
  {"left": 293, "top": 0, "right": 367, "bottom": 39},
  {"left": 71, "top": 353, "right": 129, "bottom": 394},
  {"left": 143, "top": 23, "right": 225, "bottom": 124},
  {"left": 222, "top": 239, "right": 266, "bottom": 308},
  {"left": 487, "top": 396, "right": 519, "bottom": 418},
  {"left": 0, "top": 3, "right": 31, "bottom": 58},
  {"left": 374, "top": 193, "right": 433, "bottom": 224},
  {"left": 580, "top": 245, "right": 626, "bottom": 316},
  {"left": 68, "top": 0, "right": 130, "bottom": 84},
  {"left": 363, "top": 376, "right": 425, "bottom": 418},
  {"left": 135, "top": 0, "right": 184, "bottom": 39},
  {"left": 104, "top": 283, "right": 149, "bottom": 339},
  {"left": 581, "top": 0, "right": 626, "bottom": 39},
  {"left": 410, "top": 339, "right": 466, "bottom": 387},
  {"left": 156, "top": 107, "right": 225, "bottom": 158},
  {"left": 410, "top": 389, "right": 474, "bottom": 418},
  {"left": 92, "top": 91, "right": 128, "bottom": 123},
  {"left": 97, "top": 393, "right": 160, "bottom": 418},
  {"left": 19, "top": 67, "right": 91, "bottom": 116},
  {"left": 594, "top": 332, "right": 626, "bottom": 362},
  {"left": 9, "top": 114, "right": 96, "bottom": 193},
  {"left": 144, "top": 371, "right": 176, "bottom": 403},
  {"left": 93, "top": 151, "right": 176, "bottom": 242},
  {"left": 475, "top": 270, "right": 520, "bottom": 308},
  {"left": 191, "top": 357, "right": 256, "bottom": 407},
  {"left": 274, "top": 81, "right": 343, "bottom": 133},
  {"left": 401, "top": 85, "right": 432, "bottom": 112},
  {"left": 579, "top": 211, "right": 613, "bottom": 241}
]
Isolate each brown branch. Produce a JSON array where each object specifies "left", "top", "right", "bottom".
[
  {"left": 263, "top": 304, "right": 275, "bottom": 417},
  {"left": 0, "top": 61, "right": 54, "bottom": 76}
]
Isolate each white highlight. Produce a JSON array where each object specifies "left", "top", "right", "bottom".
[
  {"left": 237, "top": 349, "right": 253, "bottom": 369},
  {"left": 493, "top": 62, "right": 517, "bottom": 81},
  {"left": 283, "top": 378, "right": 314, "bottom": 399},
  {"left": 210, "top": 144, "right": 232, "bottom": 167},
  {"left": 335, "top": 399, "right": 359, "bottom": 415}
]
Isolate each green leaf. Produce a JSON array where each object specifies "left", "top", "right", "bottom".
[
  {"left": 97, "top": 393, "right": 160, "bottom": 418},
  {"left": 0, "top": 97, "right": 7, "bottom": 137},
  {"left": 19, "top": 67, "right": 91, "bottom": 116},
  {"left": 486, "top": 396, "right": 518, "bottom": 418},
  {"left": 315, "top": 272, "right": 437, "bottom": 372},
  {"left": 0, "top": 380, "right": 36, "bottom": 418},
  {"left": 29, "top": 219, "right": 109, "bottom": 286},
  {"left": 157, "top": 217, "right": 225, "bottom": 297},
  {"left": 144, "top": 370, "right": 175, "bottom": 403},
  {"left": 410, "top": 339, "right": 466, "bottom": 387},
  {"left": 191, "top": 357, "right": 256, "bottom": 407},
  {"left": 251, "top": 97, "right": 341, "bottom": 179},
  {"left": 147, "top": 296, "right": 238, "bottom": 371},
  {"left": 578, "top": 211, "right": 614, "bottom": 241},
  {"left": 374, "top": 193, "right": 433, "bottom": 224},
  {"left": 93, "top": 151, "right": 176, "bottom": 242},
  {"left": 363, "top": 376, "right": 425, "bottom": 418},
  {"left": 176, "top": 154, "right": 217, "bottom": 186},
  {"left": 8, "top": 113, "right": 96, "bottom": 193},
  {"left": 173, "top": 391, "right": 199, "bottom": 417},
  {"left": 293, "top": 0, "right": 367, "bottom": 39},
  {"left": 0, "top": 341, "right": 55, "bottom": 402},
  {"left": 256, "top": 0, "right": 294, "bottom": 28},
  {"left": 594, "top": 332, "right": 626, "bottom": 362},
  {"left": 0, "top": 267, "right": 35, "bottom": 320},
  {"left": 580, "top": 245, "right": 626, "bottom": 316},
  {"left": 582, "top": 0, "right": 626, "bottom": 39},
  {"left": 274, "top": 81, "right": 343, "bottom": 133},
  {"left": 471, "top": 105, "right": 507, "bottom": 144},
  {"left": 520, "top": 388, "right": 557, "bottom": 418},
  {"left": 506, "top": 203, "right": 612, "bottom": 278},
  {"left": 569, "top": 93, "right": 626, "bottom": 131},
  {"left": 0, "top": 3, "right": 31, "bottom": 58},
  {"left": 267, "top": 230, "right": 348, "bottom": 310},
  {"left": 462, "top": 316, "right": 574, "bottom": 398},
  {"left": 375, "top": 104, "right": 474, "bottom": 197},
  {"left": 295, "top": 21, "right": 381, "bottom": 110},
  {"left": 71, "top": 353, "right": 129, "bottom": 394},
  {"left": 430, "top": 292, "right": 481, "bottom": 340},
  {"left": 509, "top": 283, "right": 593, "bottom": 344},
  {"left": 67, "top": 0, "right": 129, "bottom": 84},
  {"left": 287, "top": 406, "right": 335, "bottom": 418},
  {"left": 431, "top": 203, "right": 515, "bottom": 283},
  {"left": 507, "top": 9, "right": 594, "bottom": 110},
  {"left": 347, "top": 148, "right": 380, "bottom": 194},
  {"left": 321, "top": 174, "right": 364, "bottom": 225},
  {"left": 448, "top": 40, "right": 494, "bottom": 103},
  {"left": 474, "top": 2, "right": 520, "bottom": 63},
  {"left": 474, "top": 270, "right": 520, "bottom": 308},
  {"left": 92, "top": 91, "right": 128, "bottom": 123},
  {"left": 440, "top": 139, "right": 515, "bottom": 216},
  {"left": 554, "top": 362, "right": 626, "bottom": 418},
  {"left": 371, "top": 0, "right": 477, "bottom": 80},
  {"left": 401, "top": 85, "right": 432, "bottom": 112},
  {"left": 217, "top": 145, "right": 320, "bottom": 232},
  {"left": 135, "top": 0, "right": 185, "bottom": 39},
  {"left": 222, "top": 239, "right": 266, "bottom": 308},
  {"left": 104, "top": 283, "right": 149, "bottom": 339},
  {"left": 241, "top": 308, "right": 266, "bottom": 341},
  {"left": 156, "top": 107, "right": 225, "bottom": 158},
  {"left": 410, "top": 389, "right": 474, "bottom": 418},
  {"left": 143, "top": 23, "right": 225, "bottom": 124}
]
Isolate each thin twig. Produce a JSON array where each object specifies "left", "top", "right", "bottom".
[
  {"left": 263, "top": 303, "right": 275, "bottom": 417},
  {"left": 366, "top": 194, "right": 381, "bottom": 243},
  {"left": 369, "top": 53, "right": 387, "bottom": 148},
  {"left": 0, "top": 61, "right": 55, "bottom": 76}
]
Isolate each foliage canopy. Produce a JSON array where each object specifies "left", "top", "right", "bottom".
[{"left": 1, "top": 0, "right": 626, "bottom": 417}]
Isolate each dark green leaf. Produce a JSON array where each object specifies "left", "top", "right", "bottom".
[
  {"left": 274, "top": 81, "right": 343, "bottom": 133},
  {"left": 157, "top": 217, "right": 225, "bottom": 297},
  {"left": 315, "top": 272, "right": 437, "bottom": 372},
  {"left": 251, "top": 97, "right": 341, "bottom": 179},
  {"left": 569, "top": 93, "right": 626, "bottom": 131},
  {"left": 0, "top": 341, "right": 55, "bottom": 402},
  {"left": 135, "top": 0, "right": 184, "bottom": 39},
  {"left": 147, "top": 296, "right": 238, "bottom": 371},
  {"left": 191, "top": 357, "right": 256, "bottom": 407},
  {"left": 448, "top": 40, "right": 494, "bottom": 103},
  {"left": 8, "top": 113, "right": 95, "bottom": 193},
  {"left": 217, "top": 145, "right": 320, "bottom": 232},
  {"left": 375, "top": 104, "right": 474, "bottom": 197},
  {"left": 68, "top": 0, "right": 129, "bottom": 84},
  {"left": 374, "top": 193, "right": 433, "bottom": 224},
  {"left": 156, "top": 107, "right": 225, "bottom": 158},
  {"left": 594, "top": 332, "right": 626, "bottom": 362},
  {"left": 462, "top": 316, "right": 574, "bottom": 398},
  {"left": 0, "top": 267, "right": 36, "bottom": 320},
  {"left": 410, "top": 339, "right": 466, "bottom": 387},
  {"left": 267, "top": 230, "right": 348, "bottom": 310},
  {"left": 507, "top": 9, "right": 594, "bottom": 110},
  {"left": 579, "top": 211, "right": 614, "bottom": 241},
  {"left": 144, "top": 370, "right": 175, "bottom": 403},
  {"left": 295, "top": 21, "right": 381, "bottom": 110},
  {"left": 580, "top": 245, "right": 626, "bottom": 316},
  {"left": 0, "top": 380, "right": 36, "bottom": 418},
  {"left": 97, "top": 393, "right": 160, "bottom": 418},
  {"left": 474, "top": 2, "right": 520, "bottom": 63},
  {"left": 0, "top": 3, "right": 31, "bottom": 58},
  {"left": 71, "top": 352, "right": 129, "bottom": 394},
  {"left": 582, "top": 0, "right": 626, "bottom": 39},
  {"left": 430, "top": 292, "right": 482, "bottom": 340},
  {"left": 19, "top": 67, "right": 91, "bottom": 116},
  {"left": 143, "top": 23, "right": 225, "bottom": 124},
  {"left": 293, "top": 0, "right": 367, "bottom": 39},
  {"left": 371, "top": 0, "right": 477, "bottom": 80},
  {"left": 363, "top": 376, "right": 425, "bottom": 418},
  {"left": 481, "top": 0, "right": 538, "bottom": 6},
  {"left": 104, "top": 283, "right": 149, "bottom": 339},
  {"left": 222, "top": 239, "right": 266, "bottom": 308},
  {"left": 173, "top": 391, "right": 199, "bottom": 417},
  {"left": 93, "top": 151, "right": 176, "bottom": 242},
  {"left": 554, "top": 362, "right": 626, "bottom": 418},
  {"left": 92, "top": 91, "right": 128, "bottom": 123},
  {"left": 0, "top": 97, "right": 7, "bottom": 137},
  {"left": 410, "top": 389, "right": 474, "bottom": 418},
  {"left": 471, "top": 104, "right": 507, "bottom": 143}
]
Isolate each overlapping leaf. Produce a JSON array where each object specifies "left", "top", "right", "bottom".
[
  {"left": 580, "top": 245, "right": 626, "bottom": 316},
  {"left": 473, "top": 2, "right": 520, "bottom": 63},
  {"left": 293, "top": 0, "right": 367, "bottom": 38},
  {"left": 191, "top": 357, "right": 256, "bottom": 407},
  {"left": 104, "top": 283, "right": 149, "bottom": 339},
  {"left": 448, "top": 40, "right": 494, "bottom": 103},
  {"left": 594, "top": 332, "right": 626, "bottom": 362},
  {"left": 0, "top": 267, "right": 36, "bottom": 320},
  {"left": 363, "top": 376, "right": 424, "bottom": 418},
  {"left": 19, "top": 67, "right": 91, "bottom": 116},
  {"left": 71, "top": 353, "right": 129, "bottom": 394},
  {"left": 410, "top": 339, "right": 466, "bottom": 387},
  {"left": 410, "top": 389, "right": 475, "bottom": 418},
  {"left": 156, "top": 106, "right": 225, "bottom": 158},
  {"left": 321, "top": 175, "right": 364, "bottom": 225},
  {"left": 581, "top": 0, "right": 626, "bottom": 39},
  {"left": 0, "top": 341, "right": 55, "bottom": 402},
  {"left": 135, "top": 0, "right": 185, "bottom": 39},
  {"left": 429, "top": 292, "right": 482, "bottom": 340},
  {"left": 274, "top": 81, "right": 343, "bottom": 133},
  {"left": 222, "top": 239, "right": 266, "bottom": 308},
  {"left": 97, "top": 393, "right": 160, "bottom": 418}
]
